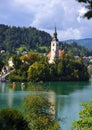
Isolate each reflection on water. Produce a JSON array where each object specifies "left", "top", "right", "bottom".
[
  {"left": 48, "top": 91, "right": 56, "bottom": 115},
  {"left": 0, "top": 81, "right": 92, "bottom": 130},
  {"left": 0, "top": 82, "right": 6, "bottom": 93}
]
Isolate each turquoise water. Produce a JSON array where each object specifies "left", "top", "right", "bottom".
[{"left": 0, "top": 81, "right": 92, "bottom": 130}]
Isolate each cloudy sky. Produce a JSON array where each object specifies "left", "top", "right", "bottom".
[{"left": 0, "top": 0, "right": 92, "bottom": 40}]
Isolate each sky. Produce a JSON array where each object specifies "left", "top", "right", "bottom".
[{"left": 0, "top": 0, "right": 92, "bottom": 40}]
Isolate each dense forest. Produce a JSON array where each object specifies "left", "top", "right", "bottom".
[
  {"left": 0, "top": 24, "right": 51, "bottom": 53},
  {"left": 61, "top": 42, "right": 92, "bottom": 56},
  {"left": 0, "top": 24, "right": 92, "bottom": 57},
  {"left": 66, "top": 38, "right": 92, "bottom": 49}
]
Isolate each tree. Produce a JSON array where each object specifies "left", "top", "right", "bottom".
[
  {"left": 77, "top": 0, "right": 92, "bottom": 19},
  {"left": 12, "top": 55, "right": 22, "bottom": 69},
  {"left": 28, "top": 60, "right": 49, "bottom": 82},
  {"left": 23, "top": 94, "right": 59, "bottom": 130},
  {"left": 0, "top": 108, "right": 30, "bottom": 130},
  {"left": 72, "top": 100, "right": 92, "bottom": 130},
  {"left": 73, "top": 58, "right": 89, "bottom": 80},
  {"left": 88, "top": 66, "right": 92, "bottom": 76},
  {"left": 20, "top": 52, "right": 39, "bottom": 66},
  {"left": 0, "top": 60, "right": 4, "bottom": 71},
  {"left": 57, "top": 53, "right": 74, "bottom": 80},
  {"left": 0, "top": 24, "right": 51, "bottom": 53}
]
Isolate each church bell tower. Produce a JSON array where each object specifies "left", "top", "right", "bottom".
[{"left": 49, "top": 27, "right": 59, "bottom": 63}]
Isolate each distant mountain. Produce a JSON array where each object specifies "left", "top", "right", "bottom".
[{"left": 64, "top": 38, "right": 92, "bottom": 49}]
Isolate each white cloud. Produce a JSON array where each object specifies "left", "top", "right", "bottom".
[
  {"left": 12, "top": 0, "right": 80, "bottom": 29},
  {"left": 60, "top": 28, "right": 82, "bottom": 40},
  {"left": 44, "top": 27, "right": 82, "bottom": 41},
  {"left": 77, "top": 7, "right": 88, "bottom": 22},
  {"left": 79, "top": 7, "right": 88, "bottom": 17}
]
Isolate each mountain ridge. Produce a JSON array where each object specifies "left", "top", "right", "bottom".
[{"left": 64, "top": 38, "right": 92, "bottom": 49}]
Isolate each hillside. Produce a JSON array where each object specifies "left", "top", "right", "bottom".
[
  {"left": 65, "top": 38, "right": 92, "bottom": 49},
  {"left": 0, "top": 24, "right": 51, "bottom": 53},
  {"left": 0, "top": 24, "right": 92, "bottom": 56}
]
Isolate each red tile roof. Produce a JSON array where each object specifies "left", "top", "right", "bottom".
[{"left": 47, "top": 49, "right": 64, "bottom": 59}]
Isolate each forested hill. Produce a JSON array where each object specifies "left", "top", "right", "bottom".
[
  {"left": 65, "top": 38, "right": 92, "bottom": 49},
  {"left": 0, "top": 24, "right": 92, "bottom": 56},
  {"left": 0, "top": 24, "right": 51, "bottom": 53},
  {"left": 61, "top": 42, "right": 92, "bottom": 56}
]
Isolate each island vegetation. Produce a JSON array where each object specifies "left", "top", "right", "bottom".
[
  {"left": 6, "top": 51, "right": 89, "bottom": 82},
  {"left": 0, "top": 24, "right": 90, "bottom": 82}
]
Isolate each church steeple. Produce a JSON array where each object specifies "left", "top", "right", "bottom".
[
  {"left": 49, "top": 26, "right": 59, "bottom": 63},
  {"left": 52, "top": 26, "right": 58, "bottom": 41},
  {"left": 54, "top": 26, "right": 57, "bottom": 36}
]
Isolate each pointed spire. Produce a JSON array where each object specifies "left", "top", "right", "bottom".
[
  {"left": 55, "top": 25, "right": 57, "bottom": 34},
  {"left": 55, "top": 25, "right": 57, "bottom": 33},
  {"left": 53, "top": 25, "right": 58, "bottom": 41}
]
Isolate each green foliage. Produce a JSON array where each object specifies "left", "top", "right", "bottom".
[
  {"left": 12, "top": 55, "right": 22, "bottom": 69},
  {"left": 27, "top": 53, "right": 89, "bottom": 82},
  {"left": 77, "top": 0, "right": 92, "bottom": 19},
  {"left": 0, "top": 108, "right": 30, "bottom": 130},
  {"left": 17, "top": 45, "right": 28, "bottom": 54},
  {"left": 7, "top": 64, "right": 28, "bottom": 81},
  {"left": 20, "top": 52, "right": 40, "bottom": 66},
  {"left": 0, "top": 24, "right": 92, "bottom": 57},
  {"left": 0, "top": 51, "right": 10, "bottom": 65},
  {"left": 72, "top": 100, "right": 92, "bottom": 130},
  {"left": 0, "top": 59, "right": 4, "bottom": 71},
  {"left": 28, "top": 61, "right": 49, "bottom": 81},
  {"left": 57, "top": 52, "right": 74, "bottom": 80},
  {"left": 61, "top": 42, "right": 92, "bottom": 56},
  {"left": 0, "top": 24, "right": 51, "bottom": 53},
  {"left": 88, "top": 67, "right": 92, "bottom": 76},
  {"left": 8, "top": 52, "right": 89, "bottom": 82},
  {"left": 37, "top": 46, "right": 50, "bottom": 53},
  {"left": 23, "top": 94, "right": 59, "bottom": 130}
]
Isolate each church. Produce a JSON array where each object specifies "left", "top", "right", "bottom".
[{"left": 47, "top": 27, "right": 64, "bottom": 63}]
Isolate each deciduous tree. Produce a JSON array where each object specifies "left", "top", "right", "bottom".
[
  {"left": 72, "top": 100, "right": 92, "bottom": 130},
  {"left": 23, "top": 94, "right": 59, "bottom": 130}
]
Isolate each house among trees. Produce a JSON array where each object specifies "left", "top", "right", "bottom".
[
  {"left": 8, "top": 57, "right": 14, "bottom": 68},
  {"left": 47, "top": 27, "right": 64, "bottom": 63}
]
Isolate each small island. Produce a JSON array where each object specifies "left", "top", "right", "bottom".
[{"left": 0, "top": 26, "right": 89, "bottom": 82}]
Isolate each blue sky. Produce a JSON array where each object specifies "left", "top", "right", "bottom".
[{"left": 0, "top": 0, "right": 92, "bottom": 40}]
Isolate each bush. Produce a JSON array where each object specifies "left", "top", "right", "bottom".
[{"left": 0, "top": 108, "right": 30, "bottom": 130}]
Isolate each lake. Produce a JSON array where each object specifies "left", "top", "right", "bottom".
[{"left": 0, "top": 80, "right": 92, "bottom": 130}]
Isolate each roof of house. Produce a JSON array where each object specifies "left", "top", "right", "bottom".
[{"left": 47, "top": 49, "right": 64, "bottom": 59}]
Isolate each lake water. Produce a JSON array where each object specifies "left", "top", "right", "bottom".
[{"left": 0, "top": 80, "right": 92, "bottom": 130}]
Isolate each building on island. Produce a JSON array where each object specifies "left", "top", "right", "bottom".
[
  {"left": 47, "top": 27, "right": 64, "bottom": 63},
  {"left": 8, "top": 57, "right": 14, "bottom": 68}
]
